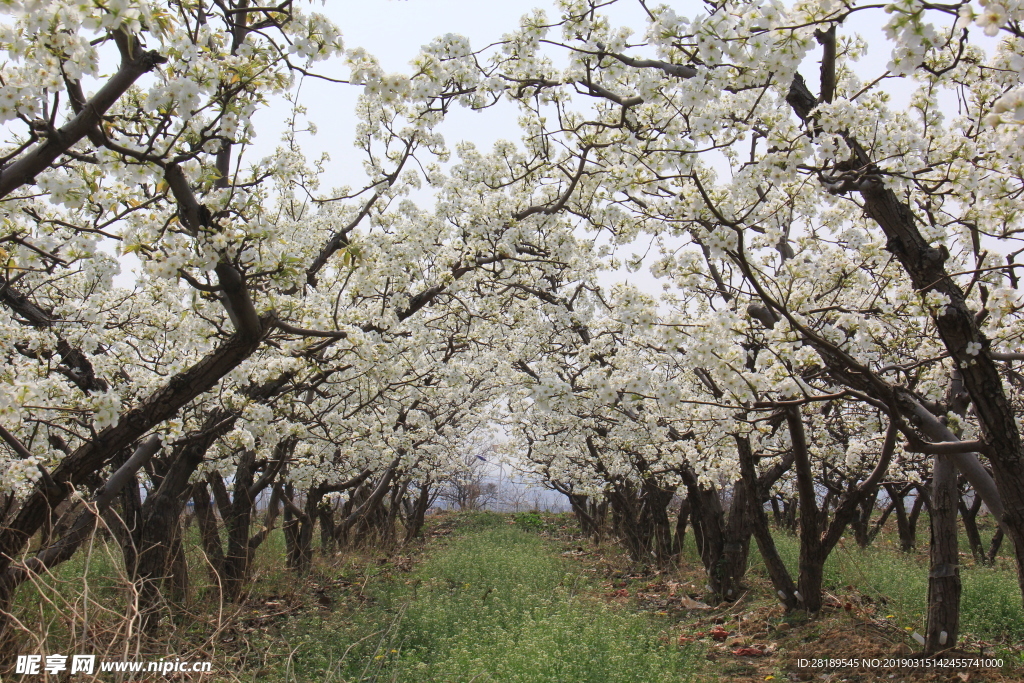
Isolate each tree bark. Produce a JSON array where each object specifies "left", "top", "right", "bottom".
[
  {"left": 959, "top": 491, "right": 987, "bottom": 565},
  {"left": 194, "top": 440, "right": 288, "bottom": 601},
  {"left": 988, "top": 528, "right": 1005, "bottom": 564},
  {"left": 736, "top": 436, "right": 799, "bottom": 610},
  {"left": 786, "top": 406, "right": 897, "bottom": 614},
  {"left": 787, "top": 405, "right": 826, "bottom": 614},
  {"left": 133, "top": 415, "right": 230, "bottom": 631},
  {"left": 672, "top": 496, "right": 690, "bottom": 558},
  {"left": 192, "top": 481, "right": 226, "bottom": 585},
  {"left": 867, "top": 498, "right": 897, "bottom": 545},
  {"left": 686, "top": 483, "right": 750, "bottom": 600},
  {"left": 402, "top": 482, "right": 432, "bottom": 545},
  {"left": 852, "top": 488, "right": 880, "bottom": 548},
  {"left": 926, "top": 453, "right": 961, "bottom": 652}
]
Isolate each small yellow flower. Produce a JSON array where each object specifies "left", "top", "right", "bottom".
[
  {"left": 904, "top": 626, "right": 913, "bottom": 631},
  {"left": 390, "top": 650, "right": 398, "bottom": 653},
  {"left": 375, "top": 655, "right": 384, "bottom": 660},
  {"left": 765, "top": 676, "right": 775, "bottom": 680},
  {"left": 886, "top": 614, "right": 895, "bottom": 619}
]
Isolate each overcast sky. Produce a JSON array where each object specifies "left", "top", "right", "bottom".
[
  {"left": 109, "top": 1, "right": 973, "bottom": 288},
  {"left": 264, "top": 0, "right": 918, "bottom": 190},
  {"left": 253, "top": 0, "right": 646, "bottom": 190}
]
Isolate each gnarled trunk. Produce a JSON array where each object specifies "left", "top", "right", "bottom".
[
  {"left": 686, "top": 482, "right": 751, "bottom": 601},
  {"left": 735, "top": 436, "right": 799, "bottom": 610},
  {"left": 402, "top": 482, "right": 433, "bottom": 544}
]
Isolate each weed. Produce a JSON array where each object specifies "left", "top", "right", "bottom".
[
  {"left": 260, "top": 523, "right": 702, "bottom": 682},
  {"left": 514, "top": 511, "right": 545, "bottom": 531}
]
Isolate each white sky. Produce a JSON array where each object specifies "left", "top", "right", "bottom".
[
  {"left": 260, "top": 0, "right": 651, "bottom": 190},
  {"left": 270, "top": 0, "right": 914, "bottom": 190},
  {"left": 111, "top": 0, "right": 979, "bottom": 290}
]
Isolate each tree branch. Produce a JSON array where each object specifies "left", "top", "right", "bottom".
[
  {"left": 13, "top": 435, "right": 161, "bottom": 580},
  {"left": 0, "top": 30, "right": 166, "bottom": 200}
]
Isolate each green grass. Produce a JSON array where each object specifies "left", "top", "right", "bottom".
[
  {"left": 749, "top": 529, "right": 1024, "bottom": 645},
  {"left": 12, "top": 511, "right": 1023, "bottom": 680},
  {"left": 265, "top": 518, "right": 702, "bottom": 682}
]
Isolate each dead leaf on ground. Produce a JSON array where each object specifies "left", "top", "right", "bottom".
[{"left": 680, "top": 595, "right": 711, "bottom": 609}]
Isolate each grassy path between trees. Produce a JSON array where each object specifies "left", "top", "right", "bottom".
[{"left": 262, "top": 515, "right": 701, "bottom": 682}]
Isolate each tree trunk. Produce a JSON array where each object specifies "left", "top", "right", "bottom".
[
  {"left": 926, "top": 454, "right": 961, "bottom": 652},
  {"left": 720, "top": 480, "right": 753, "bottom": 601},
  {"left": 988, "top": 528, "right": 1005, "bottom": 564},
  {"left": 686, "top": 483, "right": 749, "bottom": 600},
  {"left": 959, "top": 491, "right": 986, "bottom": 565},
  {"left": 783, "top": 495, "right": 799, "bottom": 531},
  {"left": 788, "top": 406, "right": 825, "bottom": 614},
  {"left": 672, "top": 496, "right": 690, "bottom": 558},
  {"left": 133, "top": 419, "right": 227, "bottom": 631},
  {"left": 282, "top": 483, "right": 301, "bottom": 570},
  {"left": 736, "top": 436, "right": 799, "bottom": 610},
  {"left": 191, "top": 481, "right": 226, "bottom": 585},
  {"left": 319, "top": 504, "right": 337, "bottom": 555},
  {"left": 887, "top": 483, "right": 926, "bottom": 553},
  {"left": 644, "top": 479, "right": 677, "bottom": 566},
  {"left": 564, "top": 490, "right": 603, "bottom": 542},
  {"left": 908, "top": 487, "right": 929, "bottom": 550},
  {"left": 852, "top": 488, "right": 879, "bottom": 548},
  {"left": 770, "top": 496, "right": 783, "bottom": 527},
  {"left": 606, "top": 482, "right": 648, "bottom": 561},
  {"left": 200, "top": 441, "right": 288, "bottom": 601},
  {"left": 381, "top": 480, "right": 404, "bottom": 549},
  {"left": 166, "top": 518, "right": 189, "bottom": 604},
  {"left": 343, "top": 458, "right": 401, "bottom": 548},
  {"left": 220, "top": 463, "right": 255, "bottom": 602},
  {"left": 867, "top": 499, "right": 897, "bottom": 545},
  {"left": 889, "top": 485, "right": 912, "bottom": 551},
  {"left": 403, "top": 482, "right": 432, "bottom": 544},
  {"left": 295, "top": 486, "right": 323, "bottom": 572}
]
